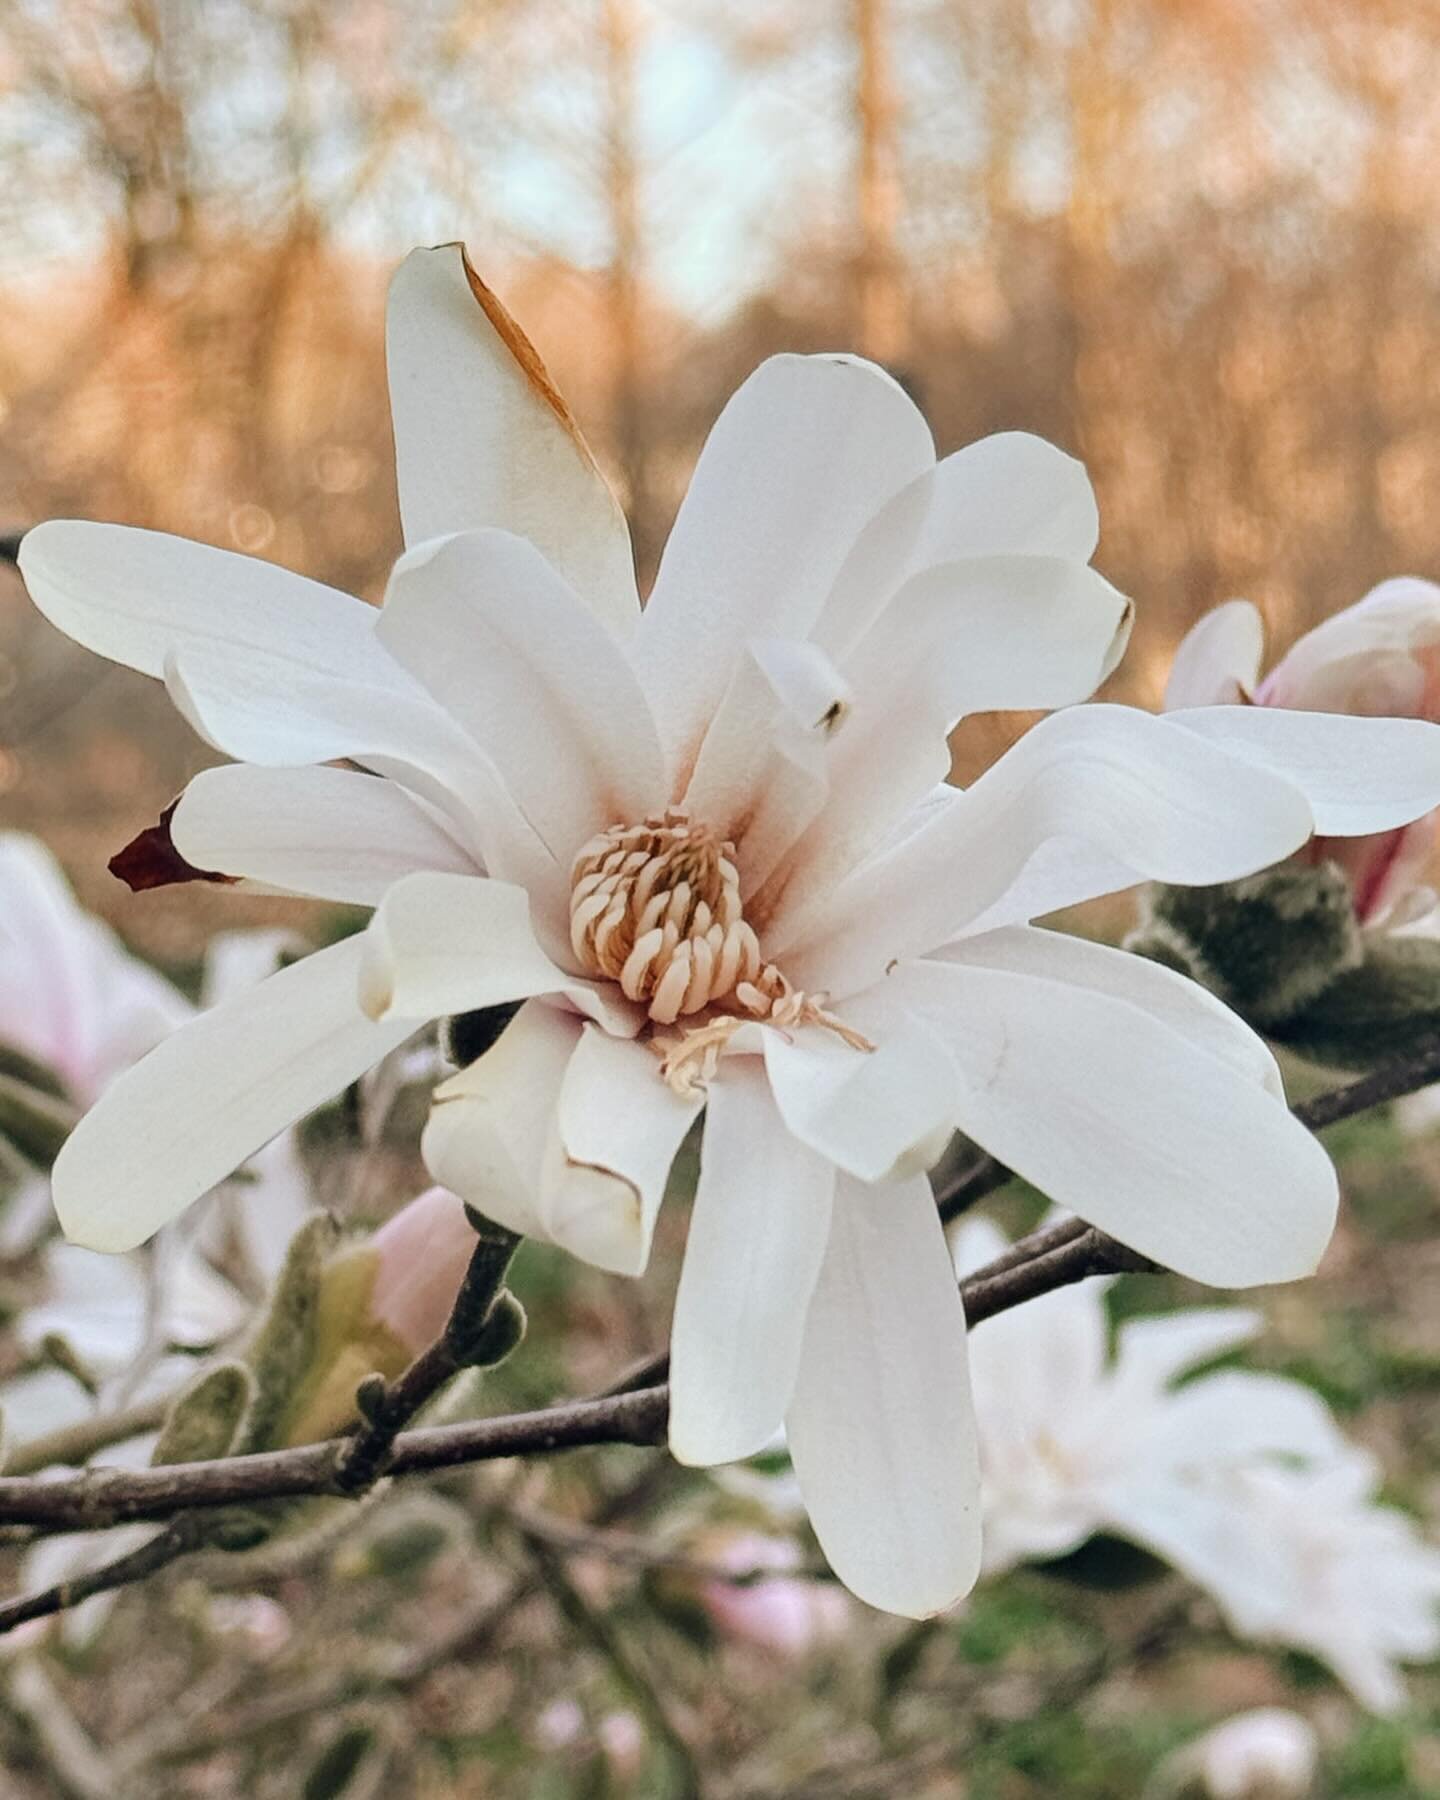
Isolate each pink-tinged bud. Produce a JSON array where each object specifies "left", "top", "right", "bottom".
[
  {"left": 1254, "top": 584, "right": 1440, "bottom": 925},
  {"left": 1169, "top": 583, "right": 1440, "bottom": 928},
  {"left": 278, "top": 1188, "right": 477, "bottom": 1447},
  {"left": 368, "top": 1185, "right": 478, "bottom": 1357},
  {"left": 696, "top": 1530, "right": 849, "bottom": 1656}
]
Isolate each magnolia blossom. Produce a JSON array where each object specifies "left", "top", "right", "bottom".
[
  {"left": 1166, "top": 581, "right": 1440, "bottom": 930},
  {"left": 22, "top": 245, "right": 1440, "bottom": 1615},
  {"left": 953, "top": 1219, "right": 1350, "bottom": 1576},
  {"left": 1154, "top": 1455, "right": 1440, "bottom": 1716},
  {"left": 0, "top": 833, "right": 190, "bottom": 1104},
  {"left": 955, "top": 1218, "right": 1440, "bottom": 1711},
  {"left": 0, "top": 835, "right": 311, "bottom": 1269}
]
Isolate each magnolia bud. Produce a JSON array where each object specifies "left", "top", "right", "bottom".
[
  {"left": 153, "top": 1361, "right": 253, "bottom": 1465},
  {"left": 275, "top": 1188, "right": 487, "bottom": 1447},
  {"left": 368, "top": 1186, "right": 482, "bottom": 1358},
  {"left": 1130, "top": 866, "right": 1362, "bottom": 1028}
]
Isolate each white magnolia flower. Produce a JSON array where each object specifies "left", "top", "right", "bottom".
[
  {"left": 953, "top": 1218, "right": 1351, "bottom": 1577},
  {"left": 1147, "top": 1455, "right": 1440, "bottom": 1716},
  {"left": 956, "top": 1218, "right": 1440, "bottom": 1711},
  {"left": 21, "top": 245, "right": 1440, "bottom": 1614},
  {"left": 0, "top": 833, "right": 190, "bottom": 1105}
]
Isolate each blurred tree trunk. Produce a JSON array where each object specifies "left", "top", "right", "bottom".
[
  {"left": 853, "top": 0, "right": 908, "bottom": 370},
  {"left": 601, "top": 0, "right": 650, "bottom": 552}
]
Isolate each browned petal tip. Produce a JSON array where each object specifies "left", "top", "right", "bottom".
[
  {"left": 109, "top": 800, "right": 236, "bottom": 893},
  {"left": 454, "top": 244, "right": 591, "bottom": 451}
]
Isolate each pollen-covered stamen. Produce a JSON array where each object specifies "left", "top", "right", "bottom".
[
  {"left": 570, "top": 810, "right": 761, "bottom": 1023},
  {"left": 571, "top": 810, "right": 875, "bottom": 1092}
]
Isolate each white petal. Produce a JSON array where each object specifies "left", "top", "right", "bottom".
[
  {"left": 681, "top": 639, "right": 848, "bottom": 894},
  {"left": 1261, "top": 575, "right": 1440, "bottom": 709},
  {"left": 775, "top": 705, "right": 1315, "bottom": 996},
  {"left": 760, "top": 1000, "right": 958, "bottom": 1183},
  {"left": 164, "top": 649, "right": 532, "bottom": 884},
  {"left": 758, "top": 560, "right": 1132, "bottom": 924},
  {"left": 172, "top": 764, "right": 477, "bottom": 904},
  {"left": 18, "top": 522, "right": 491, "bottom": 821},
  {"left": 669, "top": 1061, "right": 834, "bottom": 1463},
  {"left": 52, "top": 939, "right": 414, "bottom": 1253},
  {"left": 918, "top": 432, "right": 1099, "bottom": 562},
  {"left": 1108, "top": 1308, "right": 1263, "bottom": 1397},
  {"left": 358, "top": 871, "right": 629, "bottom": 1028},
  {"left": 1162, "top": 600, "right": 1265, "bottom": 709},
  {"left": 932, "top": 926, "right": 1285, "bottom": 1097},
  {"left": 1168, "top": 705, "right": 1440, "bottom": 835},
  {"left": 633, "top": 354, "right": 934, "bottom": 778},
  {"left": 909, "top": 957, "right": 1338, "bottom": 1286},
  {"left": 814, "top": 432, "right": 1101, "bottom": 662},
  {"left": 385, "top": 245, "right": 640, "bottom": 636},
  {"left": 1130, "top": 1368, "right": 1350, "bottom": 1470},
  {"left": 422, "top": 1001, "right": 580, "bottom": 1241},
  {"left": 786, "top": 1175, "right": 981, "bottom": 1617},
  {"left": 377, "top": 530, "right": 665, "bottom": 861},
  {"left": 20, "top": 520, "right": 386, "bottom": 688},
  {"left": 856, "top": 555, "right": 1132, "bottom": 719},
  {"left": 548, "top": 1026, "right": 702, "bottom": 1276}
]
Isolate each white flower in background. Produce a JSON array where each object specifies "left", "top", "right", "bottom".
[
  {"left": 955, "top": 1217, "right": 1440, "bottom": 1711},
  {"left": 1150, "top": 1455, "right": 1440, "bottom": 1716},
  {"left": 22, "top": 244, "right": 1440, "bottom": 1614},
  {"left": 1165, "top": 581, "right": 1440, "bottom": 934},
  {"left": 0, "top": 833, "right": 190, "bottom": 1105},
  {"left": 952, "top": 1218, "right": 1351, "bottom": 1576},
  {"left": 0, "top": 835, "right": 312, "bottom": 1269},
  {"left": 1148, "top": 1708, "right": 1319, "bottom": 1800}
]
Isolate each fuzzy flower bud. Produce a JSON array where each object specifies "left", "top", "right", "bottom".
[{"left": 278, "top": 1187, "right": 479, "bottom": 1447}]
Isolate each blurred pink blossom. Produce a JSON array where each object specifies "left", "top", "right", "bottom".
[
  {"left": 0, "top": 833, "right": 190, "bottom": 1103},
  {"left": 697, "top": 1530, "right": 849, "bottom": 1656}
]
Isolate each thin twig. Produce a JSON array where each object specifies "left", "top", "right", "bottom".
[
  {"left": 934, "top": 1149, "right": 1013, "bottom": 1224},
  {"left": 334, "top": 1216, "right": 519, "bottom": 1491},
  {"left": 0, "top": 1385, "right": 671, "bottom": 1534},
  {"left": 0, "top": 1520, "right": 199, "bottom": 1636},
  {"left": 1291, "top": 1037, "right": 1440, "bottom": 1130}
]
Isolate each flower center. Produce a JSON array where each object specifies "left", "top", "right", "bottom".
[
  {"left": 569, "top": 810, "right": 872, "bottom": 1095},
  {"left": 569, "top": 811, "right": 759, "bottom": 1023}
]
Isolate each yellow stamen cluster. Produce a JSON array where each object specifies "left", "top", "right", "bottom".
[
  {"left": 570, "top": 811, "right": 874, "bottom": 1096},
  {"left": 569, "top": 811, "right": 761, "bottom": 1023}
]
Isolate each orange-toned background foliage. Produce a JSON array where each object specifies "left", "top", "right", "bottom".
[{"left": 3, "top": 0, "right": 1440, "bottom": 960}]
